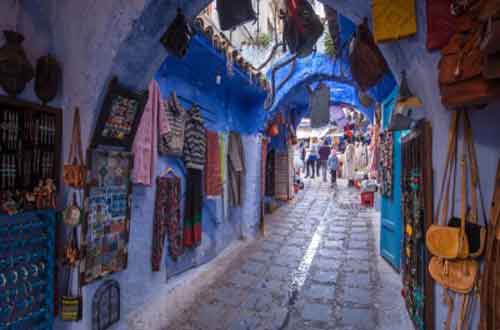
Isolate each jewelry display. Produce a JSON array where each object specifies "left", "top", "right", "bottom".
[
  {"left": 0, "top": 211, "right": 56, "bottom": 329},
  {"left": 0, "top": 97, "right": 62, "bottom": 215},
  {"left": 401, "top": 122, "right": 434, "bottom": 330}
]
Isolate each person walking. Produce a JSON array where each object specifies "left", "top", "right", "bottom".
[
  {"left": 306, "top": 139, "right": 319, "bottom": 179},
  {"left": 318, "top": 140, "right": 331, "bottom": 182},
  {"left": 328, "top": 149, "right": 339, "bottom": 188}
]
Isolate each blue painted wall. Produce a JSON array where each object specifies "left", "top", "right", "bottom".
[{"left": 2, "top": 0, "right": 500, "bottom": 329}]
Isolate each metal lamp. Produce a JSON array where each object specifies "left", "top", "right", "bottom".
[{"left": 389, "top": 70, "right": 423, "bottom": 131}]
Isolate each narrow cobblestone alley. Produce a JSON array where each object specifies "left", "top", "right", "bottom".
[{"left": 168, "top": 181, "right": 412, "bottom": 330}]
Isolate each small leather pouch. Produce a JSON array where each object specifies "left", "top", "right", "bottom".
[{"left": 63, "top": 108, "right": 86, "bottom": 189}]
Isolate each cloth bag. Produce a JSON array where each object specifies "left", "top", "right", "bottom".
[
  {"left": 63, "top": 108, "right": 86, "bottom": 189},
  {"left": 349, "top": 18, "right": 389, "bottom": 91},
  {"left": 216, "top": 0, "right": 256, "bottom": 31},
  {"left": 160, "top": 9, "right": 193, "bottom": 58},
  {"left": 372, "top": 0, "right": 417, "bottom": 43}
]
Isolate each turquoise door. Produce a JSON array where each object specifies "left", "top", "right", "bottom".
[{"left": 380, "top": 88, "right": 403, "bottom": 270}]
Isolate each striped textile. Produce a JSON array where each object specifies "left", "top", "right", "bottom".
[
  {"left": 183, "top": 106, "right": 207, "bottom": 170},
  {"left": 159, "top": 99, "right": 186, "bottom": 156}
]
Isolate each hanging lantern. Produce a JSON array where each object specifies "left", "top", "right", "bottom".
[
  {"left": 0, "top": 30, "right": 34, "bottom": 97},
  {"left": 389, "top": 70, "right": 423, "bottom": 131}
]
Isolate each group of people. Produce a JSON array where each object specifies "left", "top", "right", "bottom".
[{"left": 299, "top": 138, "right": 339, "bottom": 187}]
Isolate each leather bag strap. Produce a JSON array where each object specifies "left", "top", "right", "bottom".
[
  {"left": 464, "top": 112, "right": 488, "bottom": 225},
  {"left": 67, "top": 107, "right": 84, "bottom": 165},
  {"left": 436, "top": 111, "right": 460, "bottom": 225}
]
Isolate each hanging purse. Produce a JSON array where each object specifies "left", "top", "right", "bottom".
[
  {"left": 216, "top": 0, "right": 256, "bottom": 31},
  {"left": 63, "top": 193, "right": 82, "bottom": 227},
  {"left": 63, "top": 108, "right": 86, "bottom": 189},
  {"left": 349, "top": 18, "right": 390, "bottom": 91},
  {"left": 160, "top": 8, "right": 193, "bottom": 58},
  {"left": 428, "top": 257, "right": 478, "bottom": 294},
  {"left": 282, "top": 0, "right": 324, "bottom": 58},
  {"left": 426, "top": 112, "right": 470, "bottom": 259},
  {"left": 61, "top": 225, "right": 82, "bottom": 321},
  {"left": 447, "top": 112, "right": 487, "bottom": 258},
  {"left": 60, "top": 263, "right": 82, "bottom": 321}
]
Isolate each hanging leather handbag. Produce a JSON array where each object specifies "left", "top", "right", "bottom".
[
  {"left": 439, "top": 16, "right": 500, "bottom": 108},
  {"left": 160, "top": 8, "right": 193, "bottom": 58},
  {"left": 63, "top": 108, "right": 86, "bottom": 189},
  {"left": 35, "top": 54, "right": 61, "bottom": 104},
  {"left": 448, "top": 112, "right": 487, "bottom": 258},
  {"left": 349, "top": 18, "right": 389, "bottom": 91},
  {"left": 282, "top": 0, "right": 324, "bottom": 58},
  {"left": 479, "top": 160, "right": 500, "bottom": 330},
  {"left": 426, "top": 112, "right": 471, "bottom": 259},
  {"left": 426, "top": 0, "right": 458, "bottom": 50},
  {"left": 428, "top": 257, "right": 478, "bottom": 294},
  {"left": 216, "top": 0, "right": 256, "bottom": 31}
]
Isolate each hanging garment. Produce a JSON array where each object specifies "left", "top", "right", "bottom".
[
  {"left": 184, "top": 169, "right": 203, "bottom": 247},
  {"left": 216, "top": 0, "right": 256, "bottom": 31},
  {"left": 219, "top": 132, "right": 228, "bottom": 221},
  {"left": 205, "top": 131, "right": 222, "bottom": 197},
  {"left": 152, "top": 175, "right": 182, "bottom": 271},
  {"left": 344, "top": 143, "right": 355, "bottom": 180},
  {"left": 309, "top": 83, "right": 330, "bottom": 128},
  {"left": 159, "top": 96, "right": 187, "bottom": 156},
  {"left": 372, "top": 0, "right": 417, "bottom": 43},
  {"left": 183, "top": 106, "right": 207, "bottom": 170},
  {"left": 228, "top": 132, "right": 245, "bottom": 206},
  {"left": 132, "top": 80, "right": 170, "bottom": 185}
]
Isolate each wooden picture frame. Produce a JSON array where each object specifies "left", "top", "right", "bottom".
[{"left": 91, "top": 77, "right": 147, "bottom": 150}]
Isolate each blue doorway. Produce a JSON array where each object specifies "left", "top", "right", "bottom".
[{"left": 380, "top": 88, "right": 403, "bottom": 270}]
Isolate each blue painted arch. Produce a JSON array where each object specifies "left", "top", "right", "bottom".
[{"left": 265, "top": 53, "right": 396, "bottom": 126}]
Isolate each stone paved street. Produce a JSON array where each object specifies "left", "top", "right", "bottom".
[{"left": 167, "top": 180, "right": 413, "bottom": 330}]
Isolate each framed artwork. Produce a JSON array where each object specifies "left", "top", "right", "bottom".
[
  {"left": 81, "top": 148, "right": 133, "bottom": 285},
  {"left": 91, "top": 77, "right": 147, "bottom": 149}
]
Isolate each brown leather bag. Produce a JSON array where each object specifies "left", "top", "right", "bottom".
[
  {"left": 426, "top": 112, "right": 471, "bottom": 259},
  {"left": 63, "top": 108, "right": 86, "bottom": 189},
  {"left": 428, "top": 257, "right": 479, "bottom": 294},
  {"left": 439, "top": 9, "right": 500, "bottom": 108},
  {"left": 349, "top": 18, "right": 389, "bottom": 91},
  {"left": 480, "top": 160, "right": 500, "bottom": 330}
]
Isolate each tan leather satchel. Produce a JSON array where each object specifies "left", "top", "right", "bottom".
[
  {"left": 63, "top": 107, "right": 86, "bottom": 189},
  {"left": 428, "top": 257, "right": 479, "bottom": 294},
  {"left": 426, "top": 112, "right": 470, "bottom": 259}
]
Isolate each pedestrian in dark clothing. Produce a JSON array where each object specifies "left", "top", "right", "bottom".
[{"left": 318, "top": 141, "right": 331, "bottom": 182}]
